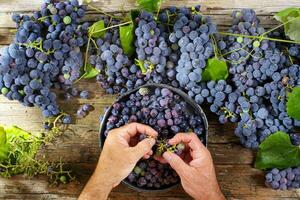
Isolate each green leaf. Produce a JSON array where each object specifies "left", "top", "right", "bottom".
[
  {"left": 88, "top": 20, "right": 106, "bottom": 39},
  {"left": 136, "top": 0, "right": 162, "bottom": 13},
  {"left": 255, "top": 131, "right": 300, "bottom": 170},
  {"left": 202, "top": 57, "right": 228, "bottom": 81},
  {"left": 0, "top": 126, "right": 34, "bottom": 162},
  {"left": 0, "top": 126, "right": 6, "bottom": 145},
  {"left": 287, "top": 86, "right": 300, "bottom": 120},
  {"left": 83, "top": 64, "right": 100, "bottom": 79},
  {"left": 274, "top": 8, "right": 300, "bottom": 22},
  {"left": 274, "top": 8, "right": 300, "bottom": 41},
  {"left": 0, "top": 144, "right": 9, "bottom": 161},
  {"left": 0, "top": 126, "right": 9, "bottom": 161},
  {"left": 285, "top": 19, "right": 300, "bottom": 42},
  {"left": 119, "top": 23, "right": 135, "bottom": 56}
]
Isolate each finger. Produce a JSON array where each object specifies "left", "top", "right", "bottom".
[
  {"left": 168, "top": 133, "right": 206, "bottom": 155},
  {"left": 143, "top": 150, "right": 153, "bottom": 159},
  {"left": 119, "top": 123, "right": 158, "bottom": 141},
  {"left": 163, "top": 151, "right": 189, "bottom": 175},
  {"left": 189, "top": 158, "right": 203, "bottom": 167},
  {"left": 130, "top": 138, "right": 156, "bottom": 160},
  {"left": 153, "top": 155, "right": 168, "bottom": 164}
]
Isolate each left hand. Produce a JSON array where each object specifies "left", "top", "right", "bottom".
[
  {"left": 79, "top": 123, "right": 158, "bottom": 200},
  {"left": 97, "top": 122, "right": 157, "bottom": 187}
]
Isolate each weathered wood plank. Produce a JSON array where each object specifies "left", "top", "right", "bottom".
[
  {"left": 0, "top": 164, "right": 298, "bottom": 200},
  {"left": 0, "top": 28, "right": 14, "bottom": 44},
  {"left": 0, "top": 0, "right": 300, "bottom": 199},
  {"left": 0, "top": 12, "right": 278, "bottom": 29},
  {"left": 1, "top": 0, "right": 300, "bottom": 13}
]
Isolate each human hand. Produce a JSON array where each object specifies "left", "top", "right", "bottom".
[
  {"left": 79, "top": 123, "right": 157, "bottom": 200},
  {"left": 162, "top": 133, "right": 225, "bottom": 200}
]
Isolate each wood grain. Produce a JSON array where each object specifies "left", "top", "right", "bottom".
[
  {"left": 0, "top": 0, "right": 300, "bottom": 199},
  {"left": 0, "top": 164, "right": 298, "bottom": 199},
  {"left": 0, "top": 0, "right": 300, "bottom": 13}
]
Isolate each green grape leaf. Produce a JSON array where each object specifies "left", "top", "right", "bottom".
[
  {"left": 287, "top": 86, "right": 300, "bottom": 120},
  {"left": 202, "top": 57, "right": 228, "bottom": 81},
  {"left": 83, "top": 64, "right": 100, "bottom": 79},
  {"left": 119, "top": 23, "right": 135, "bottom": 56},
  {"left": 274, "top": 8, "right": 300, "bottom": 22},
  {"left": 274, "top": 8, "right": 300, "bottom": 41},
  {"left": 0, "top": 126, "right": 9, "bottom": 161},
  {"left": 136, "top": 0, "right": 163, "bottom": 13},
  {"left": 88, "top": 20, "right": 106, "bottom": 39},
  {"left": 0, "top": 126, "right": 41, "bottom": 162},
  {"left": 0, "top": 126, "right": 34, "bottom": 162},
  {"left": 4, "top": 126, "right": 33, "bottom": 141},
  {"left": 0, "top": 126, "right": 6, "bottom": 145},
  {"left": 0, "top": 144, "right": 9, "bottom": 161},
  {"left": 285, "top": 19, "right": 300, "bottom": 42},
  {"left": 255, "top": 131, "right": 300, "bottom": 170}
]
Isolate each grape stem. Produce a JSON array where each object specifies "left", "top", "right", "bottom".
[
  {"left": 260, "top": 16, "right": 300, "bottom": 37},
  {"left": 74, "top": 36, "right": 91, "bottom": 84},
  {"left": 218, "top": 32, "right": 300, "bottom": 44},
  {"left": 91, "top": 21, "right": 133, "bottom": 34}
]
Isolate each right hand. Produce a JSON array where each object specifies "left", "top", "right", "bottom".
[{"left": 162, "top": 133, "right": 225, "bottom": 200}]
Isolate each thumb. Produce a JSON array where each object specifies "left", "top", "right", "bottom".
[
  {"left": 130, "top": 138, "right": 155, "bottom": 160},
  {"left": 163, "top": 151, "right": 189, "bottom": 175}
]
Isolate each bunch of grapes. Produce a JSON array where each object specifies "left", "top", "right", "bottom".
[
  {"left": 0, "top": 0, "right": 88, "bottom": 118},
  {"left": 168, "top": 6, "right": 216, "bottom": 92},
  {"left": 88, "top": 17, "right": 149, "bottom": 94},
  {"left": 77, "top": 103, "right": 94, "bottom": 118},
  {"left": 135, "top": 11, "right": 176, "bottom": 85},
  {"left": 223, "top": 9, "right": 286, "bottom": 89},
  {"left": 205, "top": 9, "right": 300, "bottom": 149},
  {"left": 265, "top": 167, "right": 300, "bottom": 190},
  {"left": 103, "top": 87, "right": 205, "bottom": 189}
]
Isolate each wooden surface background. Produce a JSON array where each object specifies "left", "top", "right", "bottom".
[{"left": 0, "top": 0, "right": 300, "bottom": 199}]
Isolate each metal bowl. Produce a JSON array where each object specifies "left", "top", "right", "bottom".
[{"left": 99, "top": 83, "right": 208, "bottom": 192}]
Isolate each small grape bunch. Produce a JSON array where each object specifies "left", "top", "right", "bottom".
[
  {"left": 138, "top": 134, "right": 185, "bottom": 157},
  {"left": 43, "top": 114, "right": 72, "bottom": 131},
  {"left": 155, "top": 139, "right": 185, "bottom": 157},
  {"left": 77, "top": 104, "right": 94, "bottom": 119}
]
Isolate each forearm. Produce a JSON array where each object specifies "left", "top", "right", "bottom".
[{"left": 79, "top": 170, "right": 113, "bottom": 200}]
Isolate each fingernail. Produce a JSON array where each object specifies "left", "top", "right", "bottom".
[{"left": 148, "top": 138, "right": 156, "bottom": 146}]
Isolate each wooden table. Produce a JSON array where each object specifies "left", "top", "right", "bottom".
[{"left": 0, "top": 0, "right": 300, "bottom": 199}]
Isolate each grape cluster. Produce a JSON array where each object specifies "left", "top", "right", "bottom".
[
  {"left": 135, "top": 11, "right": 176, "bottom": 85},
  {"left": 103, "top": 87, "right": 205, "bottom": 188},
  {"left": 77, "top": 103, "right": 94, "bottom": 118},
  {"left": 88, "top": 18, "right": 147, "bottom": 94},
  {"left": 169, "top": 7, "right": 216, "bottom": 92},
  {"left": 0, "top": 0, "right": 88, "bottom": 118},
  {"left": 200, "top": 9, "right": 300, "bottom": 149},
  {"left": 223, "top": 9, "right": 285, "bottom": 88},
  {"left": 265, "top": 167, "right": 300, "bottom": 190}
]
